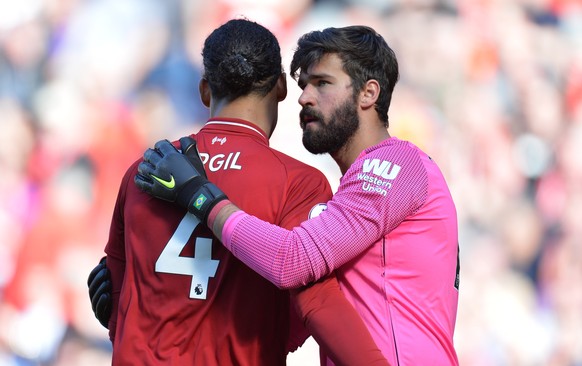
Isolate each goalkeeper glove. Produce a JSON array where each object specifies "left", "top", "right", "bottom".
[
  {"left": 134, "top": 137, "right": 228, "bottom": 224},
  {"left": 87, "top": 256, "right": 112, "bottom": 329}
]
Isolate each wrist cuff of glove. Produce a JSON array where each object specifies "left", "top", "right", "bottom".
[
  {"left": 206, "top": 199, "right": 231, "bottom": 229},
  {"left": 186, "top": 182, "right": 228, "bottom": 224}
]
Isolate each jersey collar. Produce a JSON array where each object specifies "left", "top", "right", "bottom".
[{"left": 204, "top": 118, "right": 268, "bottom": 142}]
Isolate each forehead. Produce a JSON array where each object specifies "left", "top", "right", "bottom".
[{"left": 299, "top": 53, "right": 347, "bottom": 80}]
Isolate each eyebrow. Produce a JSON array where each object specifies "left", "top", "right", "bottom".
[
  {"left": 298, "top": 72, "right": 335, "bottom": 87},
  {"left": 304, "top": 72, "right": 334, "bottom": 81}
]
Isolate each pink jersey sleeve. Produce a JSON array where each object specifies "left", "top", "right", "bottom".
[{"left": 223, "top": 139, "right": 428, "bottom": 289}]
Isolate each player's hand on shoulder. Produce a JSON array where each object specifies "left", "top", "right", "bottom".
[
  {"left": 87, "top": 256, "right": 112, "bottom": 329},
  {"left": 134, "top": 137, "right": 228, "bottom": 223},
  {"left": 134, "top": 137, "right": 206, "bottom": 205}
]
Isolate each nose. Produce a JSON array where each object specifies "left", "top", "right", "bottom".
[{"left": 298, "top": 85, "right": 314, "bottom": 107}]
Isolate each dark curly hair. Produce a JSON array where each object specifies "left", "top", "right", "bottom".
[{"left": 202, "top": 19, "right": 282, "bottom": 101}]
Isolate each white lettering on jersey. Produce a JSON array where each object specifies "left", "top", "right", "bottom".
[
  {"left": 199, "top": 152, "right": 242, "bottom": 172},
  {"left": 211, "top": 136, "right": 227, "bottom": 145},
  {"left": 362, "top": 182, "right": 388, "bottom": 196},
  {"left": 356, "top": 173, "right": 393, "bottom": 189},
  {"left": 309, "top": 203, "right": 327, "bottom": 219},
  {"left": 357, "top": 159, "right": 401, "bottom": 196},
  {"left": 362, "top": 158, "right": 401, "bottom": 179}
]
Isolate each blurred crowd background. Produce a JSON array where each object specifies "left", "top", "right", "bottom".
[{"left": 1, "top": 0, "right": 581, "bottom": 365}]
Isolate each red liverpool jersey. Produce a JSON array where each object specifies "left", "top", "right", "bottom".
[{"left": 105, "top": 118, "right": 333, "bottom": 366}]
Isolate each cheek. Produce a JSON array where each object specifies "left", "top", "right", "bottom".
[{"left": 318, "top": 93, "right": 340, "bottom": 113}]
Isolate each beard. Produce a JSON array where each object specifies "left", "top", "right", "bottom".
[{"left": 300, "top": 98, "right": 360, "bottom": 155}]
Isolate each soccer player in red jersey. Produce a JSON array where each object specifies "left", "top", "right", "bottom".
[
  {"left": 137, "top": 25, "right": 460, "bottom": 366},
  {"left": 89, "top": 19, "right": 388, "bottom": 366}
]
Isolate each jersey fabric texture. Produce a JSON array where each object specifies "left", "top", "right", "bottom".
[
  {"left": 223, "top": 137, "right": 460, "bottom": 365},
  {"left": 105, "top": 118, "right": 333, "bottom": 366}
]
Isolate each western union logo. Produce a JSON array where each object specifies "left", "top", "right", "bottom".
[{"left": 362, "top": 159, "right": 401, "bottom": 179}]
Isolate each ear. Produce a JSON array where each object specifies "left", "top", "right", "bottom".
[
  {"left": 276, "top": 73, "right": 287, "bottom": 102},
  {"left": 360, "top": 79, "right": 380, "bottom": 109},
  {"left": 199, "top": 78, "right": 211, "bottom": 107}
]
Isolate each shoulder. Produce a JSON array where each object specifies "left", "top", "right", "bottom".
[
  {"left": 270, "top": 149, "right": 329, "bottom": 182},
  {"left": 338, "top": 138, "right": 430, "bottom": 205},
  {"left": 349, "top": 138, "right": 426, "bottom": 180},
  {"left": 368, "top": 138, "right": 425, "bottom": 163},
  {"left": 119, "top": 158, "right": 142, "bottom": 191},
  {"left": 269, "top": 150, "right": 332, "bottom": 202}
]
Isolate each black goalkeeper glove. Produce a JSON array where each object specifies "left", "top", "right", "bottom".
[
  {"left": 134, "top": 136, "right": 228, "bottom": 224},
  {"left": 87, "top": 256, "right": 112, "bottom": 329}
]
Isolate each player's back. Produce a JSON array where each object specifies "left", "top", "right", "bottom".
[{"left": 107, "top": 118, "right": 332, "bottom": 365}]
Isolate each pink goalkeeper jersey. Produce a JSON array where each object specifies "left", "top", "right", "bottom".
[{"left": 223, "top": 137, "right": 460, "bottom": 366}]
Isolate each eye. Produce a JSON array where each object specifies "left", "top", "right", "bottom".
[{"left": 317, "top": 80, "right": 329, "bottom": 87}]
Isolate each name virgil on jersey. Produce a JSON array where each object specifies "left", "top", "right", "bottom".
[{"left": 199, "top": 152, "right": 242, "bottom": 172}]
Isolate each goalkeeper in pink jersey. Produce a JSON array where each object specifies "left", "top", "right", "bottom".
[{"left": 137, "top": 25, "right": 460, "bottom": 365}]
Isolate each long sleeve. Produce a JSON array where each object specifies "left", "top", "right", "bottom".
[
  {"left": 291, "top": 274, "right": 390, "bottom": 366},
  {"left": 222, "top": 141, "right": 427, "bottom": 289},
  {"left": 103, "top": 165, "right": 131, "bottom": 342},
  {"left": 106, "top": 253, "right": 125, "bottom": 342}
]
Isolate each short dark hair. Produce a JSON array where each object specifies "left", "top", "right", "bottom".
[
  {"left": 290, "top": 26, "right": 399, "bottom": 127},
  {"left": 202, "top": 19, "right": 282, "bottom": 101}
]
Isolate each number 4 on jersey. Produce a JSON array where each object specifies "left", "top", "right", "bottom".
[{"left": 155, "top": 213, "right": 219, "bottom": 299}]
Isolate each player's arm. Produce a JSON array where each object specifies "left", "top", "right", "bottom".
[
  {"left": 105, "top": 252, "right": 124, "bottom": 341},
  {"left": 133, "top": 138, "right": 356, "bottom": 286},
  {"left": 273, "top": 165, "right": 388, "bottom": 365},
  {"left": 134, "top": 138, "right": 422, "bottom": 288},
  {"left": 292, "top": 274, "right": 390, "bottom": 366},
  {"left": 99, "top": 160, "right": 136, "bottom": 341},
  {"left": 87, "top": 171, "right": 130, "bottom": 335}
]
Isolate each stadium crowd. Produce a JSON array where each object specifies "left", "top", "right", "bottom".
[{"left": 0, "top": 0, "right": 581, "bottom": 365}]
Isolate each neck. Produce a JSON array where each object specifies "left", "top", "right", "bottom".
[
  {"left": 330, "top": 121, "right": 390, "bottom": 175},
  {"left": 210, "top": 94, "right": 278, "bottom": 138}
]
